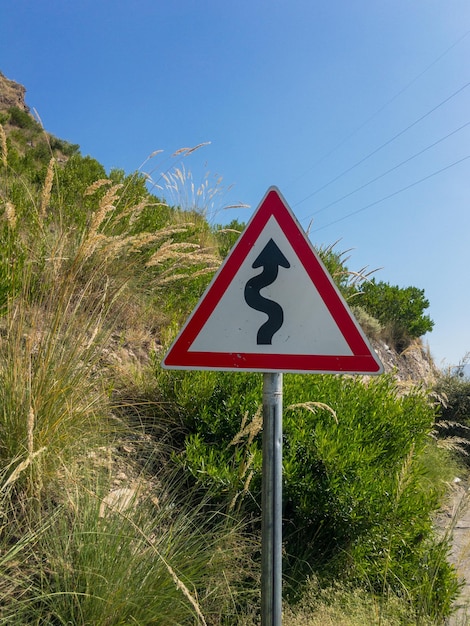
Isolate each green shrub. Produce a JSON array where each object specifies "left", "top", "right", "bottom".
[
  {"left": 359, "top": 280, "right": 434, "bottom": 350},
  {"left": 350, "top": 305, "right": 382, "bottom": 340},
  {"left": 48, "top": 134, "right": 80, "bottom": 156},
  {"left": 213, "top": 219, "right": 245, "bottom": 258},
  {"left": 282, "top": 375, "right": 455, "bottom": 612},
  {"left": 154, "top": 366, "right": 458, "bottom": 620},
  {"left": 50, "top": 154, "right": 107, "bottom": 228},
  {"left": 152, "top": 368, "right": 263, "bottom": 504},
  {"left": 434, "top": 367, "right": 470, "bottom": 461},
  {"left": 7, "top": 106, "right": 41, "bottom": 132},
  {"left": 435, "top": 372, "right": 470, "bottom": 425}
]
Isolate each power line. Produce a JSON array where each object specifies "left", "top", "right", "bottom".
[
  {"left": 295, "top": 78, "right": 470, "bottom": 208},
  {"left": 304, "top": 120, "right": 470, "bottom": 219},
  {"left": 287, "top": 29, "right": 470, "bottom": 191},
  {"left": 310, "top": 155, "right": 470, "bottom": 233}
]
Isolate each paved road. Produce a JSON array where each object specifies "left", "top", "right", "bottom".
[{"left": 443, "top": 483, "right": 470, "bottom": 626}]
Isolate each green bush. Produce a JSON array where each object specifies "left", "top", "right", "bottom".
[
  {"left": 153, "top": 368, "right": 262, "bottom": 502},
  {"left": 350, "top": 305, "right": 382, "bottom": 340},
  {"left": 7, "top": 106, "right": 41, "bottom": 132},
  {"left": 282, "top": 375, "right": 455, "bottom": 615},
  {"left": 48, "top": 134, "right": 80, "bottom": 156},
  {"left": 434, "top": 367, "right": 470, "bottom": 461},
  {"left": 435, "top": 372, "right": 470, "bottom": 425},
  {"left": 51, "top": 154, "right": 107, "bottom": 228},
  {"left": 213, "top": 219, "right": 245, "bottom": 258},
  {"left": 359, "top": 280, "right": 434, "bottom": 350},
  {"left": 154, "top": 366, "right": 458, "bottom": 620}
]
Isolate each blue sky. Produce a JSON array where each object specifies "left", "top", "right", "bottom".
[{"left": 1, "top": 0, "right": 470, "bottom": 368}]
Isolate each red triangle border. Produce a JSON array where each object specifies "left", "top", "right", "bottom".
[{"left": 163, "top": 188, "right": 383, "bottom": 374}]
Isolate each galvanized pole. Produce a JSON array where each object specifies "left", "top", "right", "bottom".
[{"left": 261, "top": 372, "right": 283, "bottom": 626}]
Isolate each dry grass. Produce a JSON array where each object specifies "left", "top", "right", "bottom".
[
  {"left": 287, "top": 401, "right": 338, "bottom": 423},
  {"left": 71, "top": 167, "right": 221, "bottom": 288},
  {"left": 39, "top": 156, "right": 55, "bottom": 219},
  {"left": 142, "top": 142, "right": 249, "bottom": 224},
  {"left": 226, "top": 407, "right": 264, "bottom": 511},
  {"left": 281, "top": 583, "right": 435, "bottom": 626},
  {"left": 0, "top": 139, "right": 262, "bottom": 623},
  {"left": 0, "top": 123, "right": 7, "bottom": 168},
  {"left": 3, "top": 200, "right": 16, "bottom": 228}
]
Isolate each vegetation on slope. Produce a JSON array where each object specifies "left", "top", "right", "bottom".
[{"left": 0, "top": 105, "right": 465, "bottom": 624}]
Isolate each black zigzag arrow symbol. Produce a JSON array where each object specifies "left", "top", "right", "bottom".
[{"left": 244, "top": 239, "right": 290, "bottom": 345}]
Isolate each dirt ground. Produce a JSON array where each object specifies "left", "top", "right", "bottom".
[{"left": 439, "top": 481, "right": 470, "bottom": 625}]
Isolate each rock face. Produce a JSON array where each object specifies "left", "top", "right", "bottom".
[
  {"left": 0, "top": 72, "right": 29, "bottom": 112},
  {"left": 372, "top": 338, "right": 438, "bottom": 386}
]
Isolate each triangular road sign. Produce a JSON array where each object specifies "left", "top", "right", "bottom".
[{"left": 162, "top": 187, "right": 383, "bottom": 374}]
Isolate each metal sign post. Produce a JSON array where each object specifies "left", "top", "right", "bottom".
[{"left": 261, "top": 372, "right": 283, "bottom": 626}]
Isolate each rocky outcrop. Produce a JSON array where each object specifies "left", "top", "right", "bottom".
[
  {"left": 372, "top": 338, "right": 438, "bottom": 386},
  {"left": 0, "top": 71, "right": 29, "bottom": 112}
]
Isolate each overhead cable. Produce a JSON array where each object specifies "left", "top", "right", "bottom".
[
  {"left": 310, "top": 155, "right": 470, "bottom": 232},
  {"left": 295, "top": 78, "right": 470, "bottom": 208},
  {"left": 288, "top": 29, "right": 470, "bottom": 191},
  {"left": 304, "top": 120, "right": 470, "bottom": 219}
]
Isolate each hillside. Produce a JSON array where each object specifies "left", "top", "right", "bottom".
[
  {"left": 0, "top": 71, "right": 439, "bottom": 383},
  {"left": 0, "top": 71, "right": 466, "bottom": 626}
]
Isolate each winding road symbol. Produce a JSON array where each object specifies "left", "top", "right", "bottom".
[{"left": 244, "top": 238, "right": 290, "bottom": 345}]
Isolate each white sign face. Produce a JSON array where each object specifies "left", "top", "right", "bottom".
[
  {"left": 162, "top": 187, "right": 383, "bottom": 374},
  {"left": 189, "top": 216, "right": 353, "bottom": 356}
]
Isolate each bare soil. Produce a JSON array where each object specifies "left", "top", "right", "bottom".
[{"left": 438, "top": 481, "right": 470, "bottom": 625}]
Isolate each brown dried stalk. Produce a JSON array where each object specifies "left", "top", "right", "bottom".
[
  {"left": 40, "top": 157, "right": 55, "bottom": 219},
  {"left": 0, "top": 123, "right": 7, "bottom": 167},
  {"left": 287, "top": 401, "right": 338, "bottom": 423},
  {"left": 4, "top": 201, "right": 17, "bottom": 229}
]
